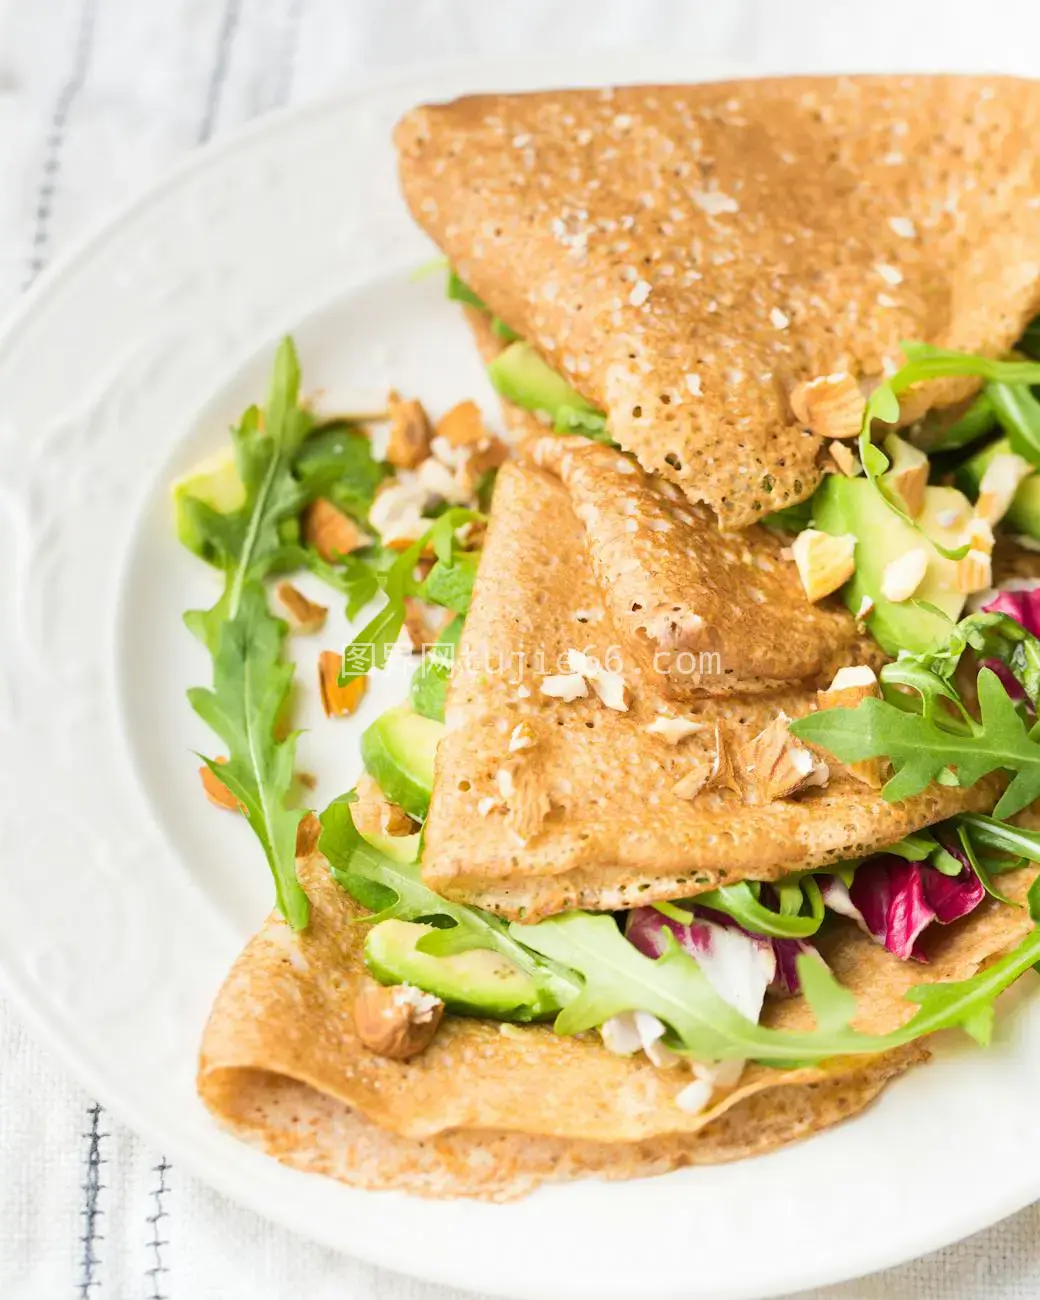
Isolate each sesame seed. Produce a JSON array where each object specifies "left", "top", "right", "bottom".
[
  {"left": 769, "top": 308, "right": 790, "bottom": 330},
  {"left": 685, "top": 373, "right": 703, "bottom": 396},
  {"left": 876, "top": 262, "right": 904, "bottom": 285},
  {"left": 888, "top": 216, "right": 916, "bottom": 239},
  {"left": 629, "top": 279, "right": 652, "bottom": 307}
]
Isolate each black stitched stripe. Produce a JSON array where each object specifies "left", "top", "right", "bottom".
[
  {"left": 24, "top": 0, "right": 100, "bottom": 287},
  {"left": 272, "top": 0, "right": 307, "bottom": 109},
  {"left": 145, "top": 1157, "right": 172, "bottom": 1300},
  {"left": 78, "top": 1102, "right": 107, "bottom": 1298},
  {"left": 197, "top": 0, "right": 244, "bottom": 144}
]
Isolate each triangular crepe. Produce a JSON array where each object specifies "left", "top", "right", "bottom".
[
  {"left": 199, "top": 849, "right": 1035, "bottom": 1200},
  {"left": 421, "top": 457, "right": 996, "bottom": 919},
  {"left": 397, "top": 76, "right": 1040, "bottom": 526}
]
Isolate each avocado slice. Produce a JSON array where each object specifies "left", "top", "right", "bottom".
[
  {"left": 360, "top": 706, "right": 444, "bottom": 821},
  {"left": 365, "top": 918, "right": 545, "bottom": 1019},
  {"left": 487, "top": 341, "right": 600, "bottom": 420},
  {"left": 958, "top": 437, "right": 1040, "bottom": 540},
  {"left": 171, "top": 448, "right": 245, "bottom": 559},
  {"left": 814, "top": 477, "right": 970, "bottom": 655}
]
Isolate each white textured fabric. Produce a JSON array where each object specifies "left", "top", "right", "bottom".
[{"left": 3, "top": 1, "right": 1040, "bottom": 1296}]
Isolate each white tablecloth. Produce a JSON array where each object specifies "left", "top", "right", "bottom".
[{"left": 4, "top": 1, "right": 1040, "bottom": 1296}]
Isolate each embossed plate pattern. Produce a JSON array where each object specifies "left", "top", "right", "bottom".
[{"left": 2, "top": 51, "right": 1040, "bottom": 1300}]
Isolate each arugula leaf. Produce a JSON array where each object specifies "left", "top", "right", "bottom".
[
  {"left": 987, "top": 382, "right": 1040, "bottom": 466},
  {"left": 293, "top": 421, "right": 389, "bottom": 519},
  {"left": 340, "top": 507, "right": 482, "bottom": 684},
  {"left": 762, "top": 498, "right": 815, "bottom": 533},
  {"left": 319, "top": 794, "right": 574, "bottom": 1015},
  {"left": 422, "top": 552, "right": 479, "bottom": 614},
  {"left": 792, "top": 667, "right": 1040, "bottom": 816},
  {"left": 954, "top": 823, "right": 1017, "bottom": 907},
  {"left": 1020, "top": 315, "right": 1040, "bottom": 362},
  {"left": 510, "top": 908, "right": 1040, "bottom": 1064},
  {"left": 410, "top": 617, "right": 463, "bottom": 722},
  {"left": 445, "top": 269, "right": 520, "bottom": 342},
  {"left": 185, "top": 338, "right": 321, "bottom": 927},
  {"left": 694, "top": 876, "right": 825, "bottom": 939},
  {"left": 189, "top": 582, "right": 307, "bottom": 928},
  {"left": 304, "top": 545, "right": 396, "bottom": 619}
]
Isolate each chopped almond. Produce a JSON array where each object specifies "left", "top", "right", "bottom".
[
  {"left": 436, "top": 400, "right": 489, "bottom": 448},
  {"left": 351, "top": 773, "right": 416, "bottom": 839},
  {"left": 790, "top": 529, "right": 856, "bottom": 602},
  {"left": 880, "top": 548, "right": 929, "bottom": 602},
  {"left": 386, "top": 390, "right": 432, "bottom": 469},
  {"left": 296, "top": 811, "right": 322, "bottom": 858},
  {"left": 275, "top": 582, "right": 327, "bottom": 634},
  {"left": 957, "top": 548, "right": 993, "bottom": 595},
  {"left": 855, "top": 594, "right": 875, "bottom": 622},
  {"left": 456, "top": 436, "right": 510, "bottom": 495},
  {"left": 828, "top": 440, "right": 860, "bottom": 477},
  {"left": 976, "top": 452, "right": 1032, "bottom": 525},
  {"left": 964, "top": 516, "right": 995, "bottom": 555},
  {"left": 789, "top": 372, "right": 865, "bottom": 440},
  {"left": 354, "top": 978, "right": 443, "bottom": 1061},
  {"left": 318, "top": 651, "right": 368, "bottom": 717},
  {"left": 882, "top": 435, "right": 929, "bottom": 518},
  {"left": 539, "top": 672, "right": 588, "bottom": 702},
  {"left": 493, "top": 761, "right": 552, "bottom": 845},
  {"left": 738, "top": 713, "right": 829, "bottom": 803},
  {"left": 199, "top": 757, "right": 243, "bottom": 812},
  {"left": 401, "top": 597, "right": 452, "bottom": 652},
  {"left": 303, "top": 498, "right": 366, "bottom": 561},
  {"left": 645, "top": 715, "right": 705, "bottom": 744},
  {"left": 508, "top": 721, "right": 538, "bottom": 752},
  {"left": 672, "top": 723, "right": 739, "bottom": 800},
  {"left": 817, "top": 667, "right": 886, "bottom": 788}
]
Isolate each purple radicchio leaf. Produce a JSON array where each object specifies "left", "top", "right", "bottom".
[{"left": 841, "top": 853, "right": 984, "bottom": 961}]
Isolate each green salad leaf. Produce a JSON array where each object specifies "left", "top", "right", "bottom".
[
  {"left": 792, "top": 666, "right": 1040, "bottom": 818},
  {"left": 410, "top": 616, "right": 463, "bottom": 722},
  {"left": 694, "top": 875, "right": 825, "bottom": 939},
  {"left": 445, "top": 269, "right": 521, "bottom": 341},
  {"left": 293, "top": 421, "right": 388, "bottom": 519},
  {"left": 988, "top": 381, "right": 1040, "bottom": 465},
  {"left": 190, "top": 582, "right": 308, "bottom": 928},
  {"left": 340, "top": 507, "right": 482, "bottom": 684},
  {"left": 319, "top": 794, "right": 574, "bottom": 1016},
  {"left": 184, "top": 339, "right": 322, "bottom": 927},
  {"left": 510, "top": 908, "right": 1040, "bottom": 1064}
]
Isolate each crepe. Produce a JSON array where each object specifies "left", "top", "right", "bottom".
[
  {"left": 397, "top": 76, "right": 1040, "bottom": 526},
  {"left": 421, "top": 456, "right": 997, "bottom": 919},
  {"left": 199, "top": 847, "right": 1036, "bottom": 1200}
]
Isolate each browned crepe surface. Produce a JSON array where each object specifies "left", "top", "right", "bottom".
[
  {"left": 201, "top": 851, "right": 1036, "bottom": 1200},
  {"left": 398, "top": 76, "right": 1040, "bottom": 526},
  {"left": 422, "top": 459, "right": 997, "bottom": 919}
]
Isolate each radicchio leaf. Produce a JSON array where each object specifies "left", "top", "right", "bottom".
[
  {"left": 836, "top": 853, "right": 984, "bottom": 961},
  {"left": 980, "top": 582, "right": 1040, "bottom": 700}
]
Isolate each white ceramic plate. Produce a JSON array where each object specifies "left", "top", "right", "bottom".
[{"left": 3, "top": 49, "right": 1040, "bottom": 1300}]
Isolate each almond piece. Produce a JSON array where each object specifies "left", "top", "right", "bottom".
[
  {"left": 318, "top": 651, "right": 368, "bottom": 717},
  {"left": 882, "top": 434, "right": 929, "bottom": 518},
  {"left": 976, "top": 452, "right": 1033, "bottom": 526},
  {"left": 401, "top": 597, "right": 454, "bottom": 652},
  {"left": 816, "top": 666, "right": 886, "bottom": 788},
  {"left": 673, "top": 723, "right": 739, "bottom": 799},
  {"left": 508, "top": 721, "right": 538, "bottom": 752},
  {"left": 351, "top": 773, "right": 416, "bottom": 839},
  {"left": 790, "top": 529, "right": 856, "bottom": 602},
  {"left": 303, "top": 498, "right": 366, "bottom": 561},
  {"left": 539, "top": 672, "right": 588, "bottom": 702},
  {"left": 456, "top": 436, "right": 510, "bottom": 496},
  {"left": 880, "top": 548, "right": 929, "bottom": 602},
  {"left": 386, "top": 390, "right": 432, "bottom": 469},
  {"left": 295, "top": 811, "right": 322, "bottom": 858},
  {"left": 789, "top": 372, "right": 865, "bottom": 440},
  {"left": 738, "top": 713, "right": 829, "bottom": 803},
  {"left": 353, "top": 977, "right": 444, "bottom": 1060},
  {"left": 199, "top": 757, "right": 243, "bottom": 812},
  {"left": 436, "top": 400, "right": 488, "bottom": 448},
  {"left": 964, "top": 516, "right": 995, "bottom": 556},
  {"left": 957, "top": 548, "right": 993, "bottom": 595},
  {"left": 275, "top": 582, "right": 327, "bottom": 634},
  {"left": 828, "top": 440, "right": 861, "bottom": 477}
]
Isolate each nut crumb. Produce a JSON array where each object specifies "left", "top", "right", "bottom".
[
  {"left": 789, "top": 372, "right": 865, "bottom": 440},
  {"left": 319, "top": 650, "right": 368, "bottom": 717},
  {"left": 738, "top": 713, "right": 829, "bottom": 803},
  {"left": 386, "top": 390, "right": 432, "bottom": 469},
  {"left": 303, "top": 498, "right": 367, "bottom": 561},
  {"left": 275, "top": 582, "right": 327, "bottom": 634},
  {"left": 199, "top": 757, "right": 243, "bottom": 812}
]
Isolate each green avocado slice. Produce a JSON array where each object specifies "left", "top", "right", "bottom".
[
  {"left": 958, "top": 436, "right": 1040, "bottom": 540},
  {"left": 171, "top": 448, "right": 246, "bottom": 560},
  {"left": 365, "top": 918, "right": 545, "bottom": 1019},
  {"left": 814, "top": 476, "right": 969, "bottom": 656},
  {"left": 487, "top": 341, "right": 600, "bottom": 421},
  {"left": 360, "top": 706, "right": 444, "bottom": 821}
]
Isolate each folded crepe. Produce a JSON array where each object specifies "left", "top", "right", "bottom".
[
  {"left": 199, "top": 846, "right": 1035, "bottom": 1200},
  {"left": 397, "top": 75, "right": 1040, "bottom": 526},
  {"left": 421, "top": 449, "right": 997, "bottom": 919}
]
